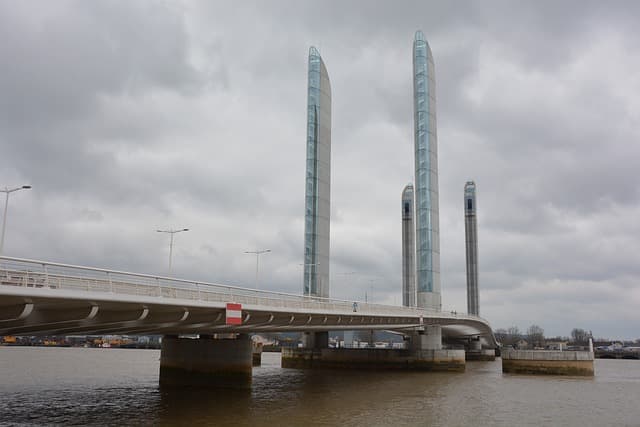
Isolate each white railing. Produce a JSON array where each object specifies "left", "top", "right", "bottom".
[{"left": 0, "top": 256, "right": 447, "bottom": 318}]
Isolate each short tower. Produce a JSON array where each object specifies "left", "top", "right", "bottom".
[
  {"left": 464, "top": 181, "right": 479, "bottom": 316},
  {"left": 401, "top": 184, "right": 416, "bottom": 307}
]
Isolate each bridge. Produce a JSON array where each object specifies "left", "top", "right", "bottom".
[
  {"left": 0, "top": 255, "right": 497, "bottom": 387},
  {"left": 0, "top": 256, "right": 495, "bottom": 343}
]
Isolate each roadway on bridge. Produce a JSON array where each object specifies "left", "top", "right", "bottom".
[{"left": 0, "top": 256, "right": 497, "bottom": 347}]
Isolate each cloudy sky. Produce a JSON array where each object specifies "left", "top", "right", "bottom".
[{"left": 1, "top": 1, "right": 639, "bottom": 339}]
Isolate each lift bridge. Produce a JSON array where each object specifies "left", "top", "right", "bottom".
[{"left": 0, "top": 256, "right": 496, "bottom": 347}]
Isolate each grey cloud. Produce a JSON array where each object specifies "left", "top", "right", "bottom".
[
  {"left": 0, "top": 2, "right": 200, "bottom": 126},
  {"left": 1, "top": 0, "right": 639, "bottom": 338}
]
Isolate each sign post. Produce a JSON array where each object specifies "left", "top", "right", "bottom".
[{"left": 226, "top": 303, "right": 242, "bottom": 325}]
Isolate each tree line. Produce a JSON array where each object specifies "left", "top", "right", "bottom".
[{"left": 494, "top": 326, "right": 593, "bottom": 348}]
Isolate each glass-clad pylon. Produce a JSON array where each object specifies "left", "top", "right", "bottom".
[
  {"left": 303, "top": 47, "right": 332, "bottom": 298},
  {"left": 413, "top": 31, "right": 441, "bottom": 310}
]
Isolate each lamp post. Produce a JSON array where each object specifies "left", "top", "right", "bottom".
[
  {"left": 0, "top": 185, "right": 31, "bottom": 255},
  {"left": 156, "top": 228, "right": 189, "bottom": 276},
  {"left": 300, "top": 262, "right": 320, "bottom": 296},
  {"left": 366, "top": 279, "right": 376, "bottom": 304},
  {"left": 244, "top": 249, "right": 271, "bottom": 290}
]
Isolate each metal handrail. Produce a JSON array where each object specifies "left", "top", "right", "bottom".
[{"left": 0, "top": 255, "right": 492, "bottom": 324}]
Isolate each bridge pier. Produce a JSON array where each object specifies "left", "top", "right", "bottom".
[
  {"left": 301, "top": 331, "right": 329, "bottom": 349},
  {"left": 465, "top": 337, "right": 496, "bottom": 361},
  {"left": 502, "top": 350, "right": 594, "bottom": 376},
  {"left": 407, "top": 325, "right": 465, "bottom": 371},
  {"left": 282, "top": 326, "right": 465, "bottom": 371},
  {"left": 159, "top": 334, "right": 252, "bottom": 389},
  {"left": 411, "top": 325, "right": 443, "bottom": 351}
]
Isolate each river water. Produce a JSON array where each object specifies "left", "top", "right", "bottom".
[{"left": 0, "top": 347, "right": 639, "bottom": 426}]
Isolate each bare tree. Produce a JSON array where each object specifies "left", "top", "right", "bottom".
[
  {"left": 494, "top": 326, "right": 522, "bottom": 347},
  {"left": 571, "top": 328, "right": 589, "bottom": 345},
  {"left": 527, "top": 324, "right": 545, "bottom": 348}
]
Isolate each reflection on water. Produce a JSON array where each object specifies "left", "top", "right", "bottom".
[
  {"left": 158, "top": 386, "right": 252, "bottom": 425},
  {"left": 0, "top": 347, "right": 639, "bottom": 426}
]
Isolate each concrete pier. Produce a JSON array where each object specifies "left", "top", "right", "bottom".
[
  {"left": 283, "top": 326, "right": 464, "bottom": 372},
  {"left": 464, "top": 338, "right": 496, "bottom": 361},
  {"left": 159, "top": 335, "right": 253, "bottom": 388},
  {"left": 282, "top": 347, "right": 465, "bottom": 371},
  {"left": 466, "top": 349, "right": 496, "bottom": 361},
  {"left": 502, "top": 350, "right": 594, "bottom": 376},
  {"left": 301, "top": 331, "right": 329, "bottom": 349},
  {"left": 411, "top": 325, "right": 443, "bottom": 351}
]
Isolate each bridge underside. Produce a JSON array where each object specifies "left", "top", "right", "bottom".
[{"left": 0, "top": 287, "right": 496, "bottom": 348}]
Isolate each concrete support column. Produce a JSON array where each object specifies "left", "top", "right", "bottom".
[
  {"left": 301, "top": 332, "right": 313, "bottom": 348},
  {"left": 466, "top": 348, "right": 496, "bottom": 361},
  {"left": 411, "top": 325, "right": 442, "bottom": 351},
  {"left": 302, "top": 331, "right": 329, "bottom": 349},
  {"left": 159, "top": 334, "right": 252, "bottom": 389},
  {"left": 465, "top": 337, "right": 495, "bottom": 361}
]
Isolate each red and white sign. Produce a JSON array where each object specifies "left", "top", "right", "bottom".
[{"left": 226, "top": 303, "right": 242, "bottom": 325}]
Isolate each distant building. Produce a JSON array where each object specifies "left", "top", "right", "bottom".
[
  {"left": 401, "top": 184, "right": 416, "bottom": 307},
  {"left": 464, "top": 181, "right": 479, "bottom": 316},
  {"left": 412, "top": 30, "right": 441, "bottom": 310},
  {"left": 546, "top": 341, "right": 568, "bottom": 351},
  {"left": 303, "top": 46, "right": 332, "bottom": 298}
]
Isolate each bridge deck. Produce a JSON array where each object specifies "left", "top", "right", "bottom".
[{"left": 0, "top": 256, "right": 496, "bottom": 347}]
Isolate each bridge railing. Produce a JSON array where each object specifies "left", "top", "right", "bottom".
[{"left": 0, "top": 256, "right": 456, "bottom": 318}]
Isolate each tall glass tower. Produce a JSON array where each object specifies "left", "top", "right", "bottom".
[
  {"left": 402, "top": 184, "right": 416, "bottom": 307},
  {"left": 303, "top": 46, "right": 331, "bottom": 298},
  {"left": 464, "top": 181, "right": 479, "bottom": 316},
  {"left": 413, "top": 31, "right": 441, "bottom": 310}
]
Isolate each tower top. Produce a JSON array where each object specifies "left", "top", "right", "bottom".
[{"left": 465, "top": 182, "right": 476, "bottom": 200}]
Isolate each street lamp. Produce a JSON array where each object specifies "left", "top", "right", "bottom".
[
  {"left": 366, "top": 279, "right": 376, "bottom": 304},
  {"left": 0, "top": 185, "right": 32, "bottom": 255},
  {"left": 244, "top": 249, "right": 271, "bottom": 290},
  {"left": 300, "top": 262, "right": 320, "bottom": 296},
  {"left": 157, "top": 228, "right": 189, "bottom": 276}
]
